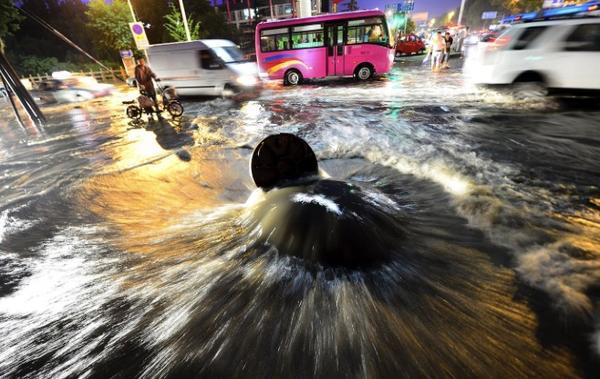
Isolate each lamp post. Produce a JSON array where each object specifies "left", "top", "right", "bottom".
[
  {"left": 178, "top": 0, "right": 192, "bottom": 41},
  {"left": 127, "top": 0, "right": 136, "bottom": 22},
  {"left": 458, "top": 0, "right": 466, "bottom": 25}
]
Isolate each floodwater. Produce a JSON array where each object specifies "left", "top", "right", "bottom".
[{"left": 1, "top": 63, "right": 599, "bottom": 378}]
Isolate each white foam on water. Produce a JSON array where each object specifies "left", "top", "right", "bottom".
[
  {"left": 0, "top": 225, "right": 120, "bottom": 377},
  {"left": 291, "top": 193, "right": 342, "bottom": 215},
  {"left": 0, "top": 206, "right": 37, "bottom": 243}
]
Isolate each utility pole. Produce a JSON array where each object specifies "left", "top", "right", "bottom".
[
  {"left": 127, "top": 0, "right": 136, "bottom": 21},
  {"left": 178, "top": 0, "right": 192, "bottom": 41},
  {"left": 458, "top": 0, "right": 466, "bottom": 25},
  {"left": 0, "top": 40, "right": 46, "bottom": 128}
]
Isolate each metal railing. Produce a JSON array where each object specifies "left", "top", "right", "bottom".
[{"left": 21, "top": 68, "right": 125, "bottom": 85}]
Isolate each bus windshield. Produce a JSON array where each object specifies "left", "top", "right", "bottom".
[{"left": 346, "top": 17, "right": 390, "bottom": 46}]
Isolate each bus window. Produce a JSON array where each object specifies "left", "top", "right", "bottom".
[
  {"left": 260, "top": 27, "right": 290, "bottom": 52},
  {"left": 291, "top": 24, "right": 324, "bottom": 49},
  {"left": 327, "top": 24, "right": 344, "bottom": 46},
  {"left": 347, "top": 17, "right": 389, "bottom": 45}
]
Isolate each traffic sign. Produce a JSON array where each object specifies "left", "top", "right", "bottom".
[
  {"left": 129, "top": 22, "right": 149, "bottom": 50},
  {"left": 481, "top": 11, "right": 498, "bottom": 19},
  {"left": 401, "top": 0, "right": 415, "bottom": 12},
  {"left": 119, "top": 50, "right": 133, "bottom": 58}
]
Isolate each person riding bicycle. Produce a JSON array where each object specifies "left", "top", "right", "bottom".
[{"left": 134, "top": 58, "right": 161, "bottom": 117}]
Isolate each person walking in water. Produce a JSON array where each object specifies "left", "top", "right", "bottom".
[
  {"left": 134, "top": 58, "right": 161, "bottom": 117},
  {"left": 442, "top": 32, "right": 454, "bottom": 68},
  {"left": 430, "top": 31, "right": 445, "bottom": 72}
]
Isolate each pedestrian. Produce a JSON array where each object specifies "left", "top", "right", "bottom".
[
  {"left": 134, "top": 58, "right": 161, "bottom": 118},
  {"left": 442, "top": 32, "right": 454, "bottom": 68},
  {"left": 429, "top": 31, "right": 444, "bottom": 72}
]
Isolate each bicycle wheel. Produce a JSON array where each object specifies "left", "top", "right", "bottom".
[
  {"left": 167, "top": 101, "right": 184, "bottom": 117},
  {"left": 126, "top": 105, "right": 142, "bottom": 120}
]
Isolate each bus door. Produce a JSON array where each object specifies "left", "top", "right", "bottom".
[{"left": 326, "top": 23, "right": 345, "bottom": 76}]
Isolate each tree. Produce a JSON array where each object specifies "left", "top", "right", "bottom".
[
  {"left": 405, "top": 18, "right": 416, "bottom": 34},
  {"left": 85, "top": 0, "right": 135, "bottom": 57},
  {"left": 183, "top": 0, "right": 236, "bottom": 41},
  {"left": 131, "top": 0, "right": 170, "bottom": 43},
  {"left": 460, "top": 0, "right": 502, "bottom": 28},
  {"left": 164, "top": 3, "right": 201, "bottom": 41},
  {"left": 493, "top": 0, "right": 543, "bottom": 13},
  {"left": 0, "top": 0, "right": 24, "bottom": 41}
]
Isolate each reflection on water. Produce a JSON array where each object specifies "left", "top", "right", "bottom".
[{"left": 0, "top": 65, "right": 599, "bottom": 377}]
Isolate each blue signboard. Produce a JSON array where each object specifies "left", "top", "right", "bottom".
[
  {"left": 481, "top": 11, "right": 498, "bottom": 19},
  {"left": 120, "top": 50, "right": 134, "bottom": 58},
  {"left": 397, "top": 0, "right": 415, "bottom": 12}
]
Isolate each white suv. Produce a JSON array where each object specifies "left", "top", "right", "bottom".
[{"left": 464, "top": 17, "right": 600, "bottom": 96}]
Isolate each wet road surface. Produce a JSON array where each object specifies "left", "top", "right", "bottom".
[{"left": 1, "top": 62, "right": 599, "bottom": 378}]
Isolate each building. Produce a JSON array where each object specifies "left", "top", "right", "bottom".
[
  {"left": 218, "top": 0, "right": 329, "bottom": 51},
  {"left": 222, "top": 0, "right": 328, "bottom": 29}
]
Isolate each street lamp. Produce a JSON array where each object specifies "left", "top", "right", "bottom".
[
  {"left": 447, "top": 10, "right": 456, "bottom": 23},
  {"left": 458, "top": 0, "right": 466, "bottom": 25},
  {"left": 178, "top": 0, "right": 192, "bottom": 41}
]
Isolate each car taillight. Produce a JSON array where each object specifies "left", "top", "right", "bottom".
[{"left": 486, "top": 35, "right": 511, "bottom": 52}]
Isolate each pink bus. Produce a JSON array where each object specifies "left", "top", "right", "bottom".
[{"left": 255, "top": 10, "right": 395, "bottom": 85}]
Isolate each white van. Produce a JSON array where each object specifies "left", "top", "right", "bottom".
[{"left": 147, "top": 40, "right": 260, "bottom": 97}]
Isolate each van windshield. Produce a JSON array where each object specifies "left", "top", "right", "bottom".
[{"left": 211, "top": 46, "right": 246, "bottom": 63}]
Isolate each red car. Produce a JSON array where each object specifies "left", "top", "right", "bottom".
[{"left": 395, "top": 34, "right": 426, "bottom": 56}]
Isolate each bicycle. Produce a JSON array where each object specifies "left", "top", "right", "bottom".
[{"left": 124, "top": 82, "right": 184, "bottom": 120}]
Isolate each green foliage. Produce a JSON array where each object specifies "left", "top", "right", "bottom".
[
  {"left": 131, "top": 0, "right": 170, "bottom": 43},
  {"left": 406, "top": 18, "right": 416, "bottom": 34},
  {"left": 493, "top": 0, "right": 544, "bottom": 13},
  {"left": 460, "top": 0, "right": 499, "bottom": 28},
  {"left": 13, "top": 54, "right": 119, "bottom": 76},
  {"left": 183, "top": 0, "right": 236, "bottom": 41},
  {"left": 164, "top": 3, "right": 201, "bottom": 41},
  {"left": 390, "top": 14, "right": 416, "bottom": 34},
  {"left": 0, "top": 0, "right": 24, "bottom": 41},
  {"left": 85, "top": 0, "right": 135, "bottom": 57}
]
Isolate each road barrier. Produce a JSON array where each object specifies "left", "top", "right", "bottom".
[{"left": 21, "top": 68, "right": 125, "bottom": 85}]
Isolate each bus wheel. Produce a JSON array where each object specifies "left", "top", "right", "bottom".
[
  {"left": 284, "top": 69, "right": 302, "bottom": 86},
  {"left": 355, "top": 65, "right": 373, "bottom": 81}
]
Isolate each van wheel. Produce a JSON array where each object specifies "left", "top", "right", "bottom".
[
  {"left": 355, "top": 64, "right": 373, "bottom": 81},
  {"left": 222, "top": 84, "right": 239, "bottom": 97},
  {"left": 284, "top": 69, "right": 302, "bottom": 86}
]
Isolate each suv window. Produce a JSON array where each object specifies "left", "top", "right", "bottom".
[
  {"left": 511, "top": 26, "right": 548, "bottom": 50},
  {"left": 564, "top": 23, "right": 600, "bottom": 52}
]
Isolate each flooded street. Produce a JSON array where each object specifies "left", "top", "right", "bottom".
[{"left": 1, "top": 62, "right": 599, "bottom": 378}]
